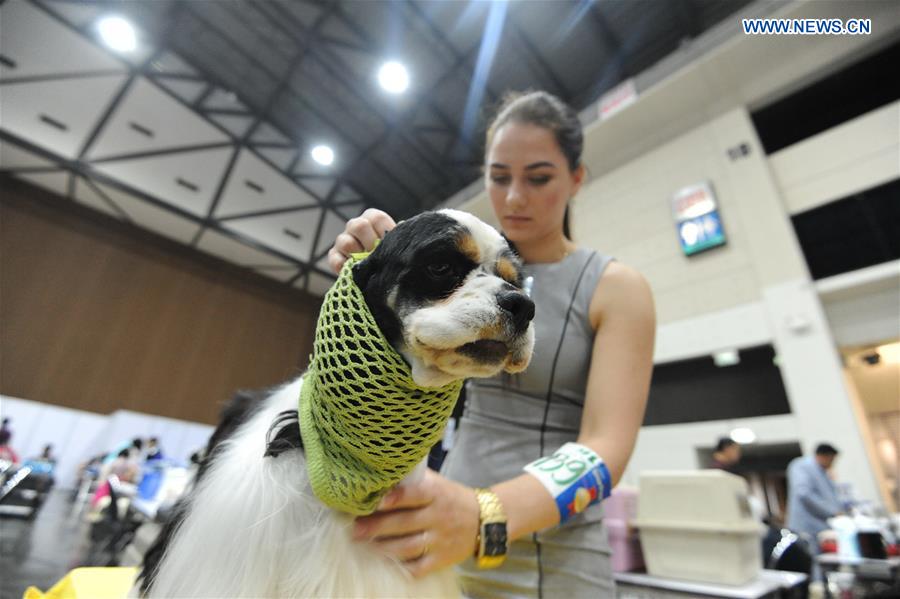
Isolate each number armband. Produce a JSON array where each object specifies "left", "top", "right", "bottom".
[{"left": 523, "top": 442, "right": 612, "bottom": 523}]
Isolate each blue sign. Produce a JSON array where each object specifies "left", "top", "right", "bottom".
[{"left": 677, "top": 210, "right": 726, "bottom": 255}]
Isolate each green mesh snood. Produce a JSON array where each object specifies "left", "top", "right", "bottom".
[{"left": 298, "top": 254, "right": 463, "bottom": 515}]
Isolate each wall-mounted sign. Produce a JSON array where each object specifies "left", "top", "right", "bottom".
[
  {"left": 670, "top": 182, "right": 726, "bottom": 256},
  {"left": 598, "top": 79, "right": 637, "bottom": 121}
]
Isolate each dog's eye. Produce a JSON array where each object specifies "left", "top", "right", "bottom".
[{"left": 427, "top": 263, "right": 452, "bottom": 278}]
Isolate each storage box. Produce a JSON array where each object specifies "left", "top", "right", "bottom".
[
  {"left": 607, "top": 518, "right": 644, "bottom": 573},
  {"left": 604, "top": 485, "right": 639, "bottom": 522},
  {"left": 634, "top": 471, "right": 763, "bottom": 585}
]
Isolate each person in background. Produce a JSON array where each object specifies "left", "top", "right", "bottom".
[
  {"left": 711, "top": 437, "right": 742, "bottom": 472},
  {"left": 0, "top": 426, "right": 19, "bottom": 464},
  {"left": 787, "top": 443, "right": 844, "bottom": 568},
  {"left": 146, "top": 437, "right": 164, "bottom": 462},
  {"left": 329, "top": 91, "right": 655, "bottom": 596}
]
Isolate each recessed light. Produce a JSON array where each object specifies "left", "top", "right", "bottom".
[
  {"left": 311, "top": 145, "right": 334, "bottom": 167},
  {"left": 377, "top": 61, "right": 409, "bottom": 94},
  {"left": 730, "top": 427, "right": 756, "bottom": 444},
  {"left": 97, "top": 16, "right": 137, "bottom": 53}
]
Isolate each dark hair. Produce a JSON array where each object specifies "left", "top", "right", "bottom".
[
  {"left": 132, "top": 438, "right": 144, "bottom": 450},
  {"left": 815, "top": 443, "right": 839, "bottom": 456},
  {"left": 486, "top": 91, "right": 583, "bottom": 240},
  {"left": 118, "top": 448, "right": 131, "bottom": 459},
  {"left": 0, "top": 430, "right": 9, "bottom": 445},
  {"left": 715, "top": 437, "right": 737, "bottom": 452}
]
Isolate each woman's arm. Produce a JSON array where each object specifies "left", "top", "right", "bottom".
[
  {"left": 491, "top": 261, "right": 655, "bottom": 540},
  {"left": 354, "top": 261, "right": 656, "bottom": 575}
]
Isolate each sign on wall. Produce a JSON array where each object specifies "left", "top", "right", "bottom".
[{"left": 670, "top": 182, "right": 727, "bottom": 256}]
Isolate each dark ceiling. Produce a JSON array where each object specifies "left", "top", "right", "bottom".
[{"left": 99, "top": 0, "right": 752, "bottom": 218}]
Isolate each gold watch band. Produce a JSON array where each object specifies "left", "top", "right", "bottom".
[{"left": 474, "top": 488, "right": 508, "bottom": 569}]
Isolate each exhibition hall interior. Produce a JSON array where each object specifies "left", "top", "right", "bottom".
[{"left": 1, "top": 1, "right": 898, "bottom": 598}]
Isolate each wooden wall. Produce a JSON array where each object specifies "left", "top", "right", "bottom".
[{"left": 0, "top": 177, "right": 319, "bottom": 424}]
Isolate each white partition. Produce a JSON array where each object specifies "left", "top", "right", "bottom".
[{"left": 0, "top": 395, "right": 214, "bottom": 489}]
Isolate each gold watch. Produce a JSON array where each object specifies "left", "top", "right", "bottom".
[{"left": 474, "top": 488, "right": 508, "bottom": 569}]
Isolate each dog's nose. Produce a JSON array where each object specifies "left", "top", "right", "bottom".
[{"left": 496, "top": 291, "right": 535, "bottom": 333}]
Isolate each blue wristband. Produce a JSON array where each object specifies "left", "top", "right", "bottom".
[{"left": 524, "top": 443, "right": 612, "bottom": 523}]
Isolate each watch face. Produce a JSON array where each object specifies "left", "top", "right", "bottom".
[{"left": 484, "top": 523, "right": 508, "bottom": 556}]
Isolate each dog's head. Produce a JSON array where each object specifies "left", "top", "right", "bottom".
[{"left": 352, "top": 209, "right": 535, "bottom": 387}]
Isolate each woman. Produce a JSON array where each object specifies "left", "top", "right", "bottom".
[{"left": 328, "top": 91, "right": 655, "bottom": 597}]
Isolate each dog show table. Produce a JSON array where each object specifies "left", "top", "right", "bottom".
[
  {"left": 615, "top": 569, "right": 808, "bottom": 598},
  {"left": 817, "top": 555, "right": 900, "bottom": 599}
]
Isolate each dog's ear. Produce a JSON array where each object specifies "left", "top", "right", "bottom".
[{"left": 351, "top": 255, "right": 377, "bottom": 290}]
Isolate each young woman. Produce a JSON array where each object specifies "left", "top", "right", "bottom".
[{"left": 328, "top": 91, "right": 655, "bottom": 597}]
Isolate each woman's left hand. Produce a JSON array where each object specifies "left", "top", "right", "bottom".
[{"left": 352, "top": 468, "right": 480, "bottom": 577}]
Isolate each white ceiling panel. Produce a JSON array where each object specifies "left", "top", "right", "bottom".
[
  {"left": 196, "top": 228, "right": 297, "bottom": 268},
  {"left": 256, "top": 147, "right": 296, "bottom": 172},
  {"left": 250, "top": 122, "right": 291, "bottom": 145},
  {"left": 0, "top": 142, "right": 57, "bottom": 170},
  {"left": 214, "top": 149, "right": 317, "bottom": 218},
  {"left": 85, "top": 179, "right": 203, "bottom": 244},
  {"left": 334, "top": 201, "right": 366, "bottom": 220},
  {"left": 315, "top": 209, "right": 348, "bottom": 258},
  {"left": 203, "top": 88, "right": 247, "bottom": 112},
  {"left": 73, "top": 177, "right": 125, "bottom": 219},
  {"left": 148, "top": 52, "right": 200, "bottom": 77},
  {"left": 154, "top": 77, "right": 208, "bottom": 106},
  {"left": 223, "top": 209, "right": 321, "bottom": 261},
  {"left": 307, "top": 271, "right": 337, "bottom": 297},
  {"left": 0, "top": 1, "right": 124, "bottom": 80},
  {"left": 15, "top": 171, "right": 70, "bottom": 197},
  {"left": 208, "top": 114, "right": 254, "bottom": 138},
  {"left": 92, "top": 147, "right": 234, "bottom": 217},
  {"left": 297, "top": 177, "right": 337, "bottom": 200},
  {"left": 87, "top": 77, "right": 230, "bottom": 160},
  {"left": 0, "top": 75, "right": 127, "bottom": 159},
  {"left": 252, "top": 267, "right": 300, "bottom": 282}
]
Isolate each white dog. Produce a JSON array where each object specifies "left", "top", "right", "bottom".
[{"left": 138, "top": 210, "right": 535, "bottom": 598}]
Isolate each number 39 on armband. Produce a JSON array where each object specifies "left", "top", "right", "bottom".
[{"left": 524, "top": 442, "right": 612, "bottom": 523}]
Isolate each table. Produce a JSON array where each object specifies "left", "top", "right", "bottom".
[
  {"left": 816, "top": 555, "right": 900, "bottom": 599},
  {"left": 615, "top": 570, "right": 808, "bottom": 599}
]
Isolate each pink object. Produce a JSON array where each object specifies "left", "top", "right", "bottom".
[
  {"left": 607, "top": 518, "right": 645, "bottom": 572},
  {"left": 91, "top": 480, "right": 110, "bottom": 508},
  {"left": 605, "top": 487, "right": 639, "bottom": 521}
]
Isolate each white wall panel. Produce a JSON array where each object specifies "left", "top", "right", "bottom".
[{"left": 770, "top": 101, "right": 900, "bottom": 215}]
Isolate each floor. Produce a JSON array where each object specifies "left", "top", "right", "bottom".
[{"left": 0, "top": 489, "right": 93, "bottom": 599}]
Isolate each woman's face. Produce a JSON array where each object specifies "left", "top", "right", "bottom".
[{"left": 486, "top": 122, "right": 584, "bottom": 244}]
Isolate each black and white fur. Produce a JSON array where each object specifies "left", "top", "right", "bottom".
[{"left": 138, "top": 209, "right": 535, "bottom": 598}]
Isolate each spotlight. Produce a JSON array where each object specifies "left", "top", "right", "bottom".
[
  {"left": 311, "top": 145, "right": 334, "bottom": 167},
  {"left": 713, "top": 349, "right": 740, "bottom": 367},
  {"left": 730, "top": 427, "right": 756, "bottom": 444},
  {"left": 377, "top": 61, "right": 410, "bottom": 94},
  {"left": 97, "top": 16, "right": 137, "bottom": 53}
]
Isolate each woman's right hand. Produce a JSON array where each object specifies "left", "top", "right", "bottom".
[{"left": 327, "top": 208, "right": 396, "bottom": 274}]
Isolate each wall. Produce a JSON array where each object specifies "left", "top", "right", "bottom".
[{"left": 0, "top": 178, "right": 318, "bottom": 424}]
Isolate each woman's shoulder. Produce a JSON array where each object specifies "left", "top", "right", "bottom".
[{"left": 588, "top": 260, "right": 654, "bottom": 329}]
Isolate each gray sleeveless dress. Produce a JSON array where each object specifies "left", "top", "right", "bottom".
[{"left": 441, "top": 247, "right": 616, "bottom": 598}]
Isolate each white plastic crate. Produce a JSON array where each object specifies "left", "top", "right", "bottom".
[
  {"left": 634, "top": 471, "right": 763, "bottom": 586},
  {"left": 636, "top": 470, "right": 754, "bottom": 526}
]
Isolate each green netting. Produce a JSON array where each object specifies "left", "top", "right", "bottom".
[{"left": 298, "top": 253, "right": 463, "bottom": 515}]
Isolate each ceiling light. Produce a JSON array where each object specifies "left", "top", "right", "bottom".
[
  {"left": 730, "top": 427, "right": 756, "bottom": 444},
  {"left": 311, "top": 145, "right": 334, "bottom": 167},
  {"left": 713, "top": 349, "right": 740, "bottom": 367},
  {"left": 875, "top": 342, "right": 900, "bottom": 365},
  {"left": 377, "top": 61, "right": 410, "bottom": 94},
  {"left": 97, "top": 16, "right": 137, "bottom": 53}
]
